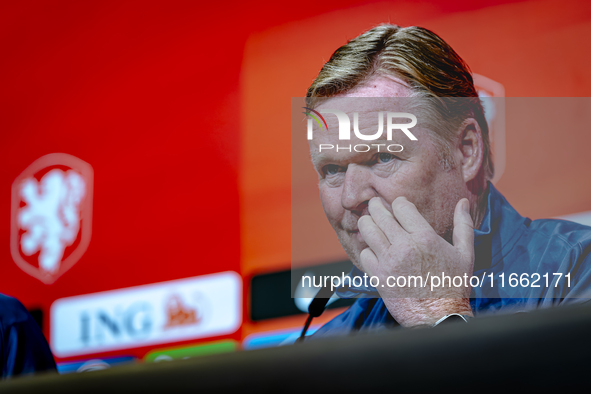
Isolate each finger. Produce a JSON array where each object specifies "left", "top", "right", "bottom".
[
  {"left": 359, "top": 247, "right": 379, "bottom": 277},
  {"left": 453, "top": 198, "right": 475, "bottom": 261},
  {"left": 358, "top": 215, "right": 390, "bottom": 257},
  {"left": 367, "top": 198, "right": 405, "bottom": 244},
  {"left": 391, "top": 196, "right": 432, "bottom": 234}
]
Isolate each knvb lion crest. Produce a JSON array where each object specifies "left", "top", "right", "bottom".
[{"left": 11, "top": 154, "right": 94, "bottom": 284}]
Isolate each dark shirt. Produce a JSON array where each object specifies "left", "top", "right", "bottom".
[{"left": 0, "top": 294, "right": 56, "bottom": 378}]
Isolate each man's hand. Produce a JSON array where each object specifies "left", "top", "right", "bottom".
[{"left": 358, "top": 197, "right": 475, "bottom": 327}]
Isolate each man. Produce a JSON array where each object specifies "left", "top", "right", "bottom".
[{"left": 304, "top": 24, "right": 591, "bottom": 336}]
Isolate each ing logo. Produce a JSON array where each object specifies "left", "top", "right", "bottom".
[
  {"left": 164, "top": 294, "right": 201, "bottom": 329},
  {"left": 10, "top": 153, "right": 94, "bottom": 284}
]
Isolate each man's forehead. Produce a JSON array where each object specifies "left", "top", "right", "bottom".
[
  {"left": 307, "top": 75, "right": 420, "bottom": 165},
  {"left": 341, "top": 75, "right": 412, "bottom": 98},
  {"left": 315, "top": 76, "right": 413, "bottom": 117},
  {"left": 316, "top": 98, "right": 406, "bottom": 116}
]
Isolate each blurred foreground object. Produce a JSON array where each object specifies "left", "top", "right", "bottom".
[
  {"left": 0, "top": 294, "right": 56, "bottom": 378},
  {"left": 3, "top": 302, "right": 591, "bottom": 392}
]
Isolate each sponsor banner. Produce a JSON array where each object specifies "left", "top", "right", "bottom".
[
  {"left": 57, "top": 356, "right": 136, "bottom": 374},
  {"left": 144, "top": 339, "right": 238, "bottom": 362},
  {"left": 51, "top": 271, "right": 242, "bottom": 357},
  {"left": 242, "top": 326, "right": 320, "bottom": 350}
]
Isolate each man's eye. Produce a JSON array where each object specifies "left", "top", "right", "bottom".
[
  {"left": 377, "top": 153, "right": 394, "bottom": 163},
  {"left": 324, "top": 164, "right": 341, "bottom": 176}
]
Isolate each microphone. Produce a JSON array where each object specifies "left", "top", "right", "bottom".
[
  {"left": 308, "top": 285, "right": 336, "bottom": 317},
  {"left": 296, "top": 285, "right": 337, "bottom": 343}
]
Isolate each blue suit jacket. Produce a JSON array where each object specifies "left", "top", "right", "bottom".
[
  {"left": 0, "top": 294, "right": 56, "bottom": 378},
  {"left": 313, "top": 183, "right": 591, "bottom": 338}
]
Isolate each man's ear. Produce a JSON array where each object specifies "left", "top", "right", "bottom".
[{"left": 457, "top": 118, "right": 484, "bottom": 183}]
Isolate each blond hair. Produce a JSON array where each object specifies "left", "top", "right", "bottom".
[{"left": 306, "top": 24, "right": 493, "bottom": 180}]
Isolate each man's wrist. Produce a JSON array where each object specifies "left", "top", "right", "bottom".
[
  {"left": 432, "top": 313, "right": 472, "bottom": 327},
  {"left": 388, "top": 298, "right": 473, "bottom": 328}
]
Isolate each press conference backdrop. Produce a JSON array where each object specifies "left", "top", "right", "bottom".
[{"left": 1, "top": 0, "right": 589, "bottom": 371}]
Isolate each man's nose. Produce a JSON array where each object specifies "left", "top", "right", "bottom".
[{"left": 341, "top": 164, "right": 374, "bottom": 216}]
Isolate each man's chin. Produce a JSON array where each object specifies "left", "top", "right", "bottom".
[{"left": 337, "top": 233, "right": 367, "bottom": 270}]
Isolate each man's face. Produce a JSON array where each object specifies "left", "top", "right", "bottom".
[{"left": 308, "top": 76, "right": 468, "bottom": 270}]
